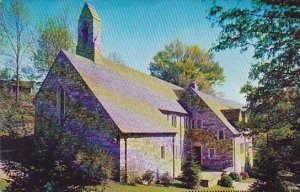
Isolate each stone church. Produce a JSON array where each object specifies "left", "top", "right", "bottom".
[{"left": 34, "top": 3, "right": 253, "bottom": 181}]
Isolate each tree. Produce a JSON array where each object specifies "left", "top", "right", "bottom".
[
  {"left": 149, "top": 40, "right": 225, "bottom": 93},
  {"left": 0, "top": 0, "right": 32, "bottom": 103},
  {"left": 4, "top": 122, "right": 114, "bottom": 191},
  {"left": 208, "top": 0, "right": 300, "bottom": 190},
  {"left": 33, "top": 17, "right": 74, "bottom": 78},
  {"left": 182, "top": 152, "right": 201, "bottom": 189}
]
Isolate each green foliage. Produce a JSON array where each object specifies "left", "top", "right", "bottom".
[
  {"left": 249, "top": 136, "right": 290, "bottom": 192},
  {"left": 228, "top": 172, "right": 241, "bottom": 182},
  {"left": 219, "top": 176, "right": 233, "bottom": 187},
  {"left": 208, "top": 0, "right": 299, "bottom": 131},
  {"left": 149, "top": 40, "right": 225, "bottom": 93},
  {"left": 0, "top": 0, "right": 32, "bottom": 103},
  {"left": 127, "top": 171, "right": 142, "bottom": 186},
  {"left": 0, "top": 90, "right": 34, "bottom": 137},
  {"left": 142, "top": 170, "right": 156, "bottom": 185},
  {"left": 208, "top": 0, "right": 300, "bottom": 188},
  {"left": 3, "top": 122, "right": 114, "bottom": 191},
  {"left": 33, "top": 17, "right": 74, "bottom": 78},
  {"left": 182, "top": 155, "right": 201, "bottom": 189},
  {"left": 159, "top": 172, "right": 173, "bottom": 187}
]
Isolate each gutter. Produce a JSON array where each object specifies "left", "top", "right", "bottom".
[{"left": 233, "top": 137, "right": 236, "bottom": 172}]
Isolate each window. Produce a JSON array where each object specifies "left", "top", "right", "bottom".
[
  {"left": 184, "top": 117, "right": 189, "bottom": 129},
  {"left": 190, "top": 119, "right": 197, "bottom": 129},
  {"left": 57, "top": 86, "right": 65, "bottom": 123},
  {"left": 240, "top": 143, "right": 244, "bottom": 154},
  {"left": 197, "top": 120, "right": 203, "bottom": 128},
  {"left": 218, "top": 131, "right": 224, "bottom": 140},
  {"left": 161, "top": 146, "right": 165, "bottom": 159},
  {"left": 209, "top": 148, "right": 216, "bottom": 159},
  {"left": 171, "top": 116, "right": 177, "bottom": 127},
  {"left": 82, "top": 21, "right": 88, "bottom": 43}
]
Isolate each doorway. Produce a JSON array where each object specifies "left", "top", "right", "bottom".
[{"left": 193, "top": 146, "right": 202, "bottom": 166}]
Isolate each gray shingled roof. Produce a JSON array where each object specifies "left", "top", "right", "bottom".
[{"left": 61, "top": 50, "right": 187, "bottom": 134}]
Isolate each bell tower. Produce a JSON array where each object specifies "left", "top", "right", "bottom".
[{"left": 76, "top": 3, "right": 102, "bottom": 63}]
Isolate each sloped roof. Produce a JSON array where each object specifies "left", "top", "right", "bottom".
[
  {"left": 61, "top": 50, "right": 187, "bottom": 134},
  {"left": 192, "top": 88, "right": 240, "bottom": 135},
  {"left": 81, "top": 3, "right": 100, "bottom": 21}
]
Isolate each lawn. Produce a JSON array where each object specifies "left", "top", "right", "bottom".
[
  {"left": 239, "top": 178, "right": 256, "bottom": 184},
  {"left": 103, "top": 181, "right": 237, "bottom": 192}
]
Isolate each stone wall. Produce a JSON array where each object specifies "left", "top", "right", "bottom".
[
  {"left": 34, "top": 53, "right": 120, "bottom": 172},
  {"left": 180, "top": 88, "right": 235, "bottom": 171},
  {"left": 120, "top": 134, "right": 175, "bottom": 181}
]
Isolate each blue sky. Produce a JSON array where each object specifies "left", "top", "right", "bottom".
[{"left": 4, "top": 0, "right": 255, "bottom": 104}]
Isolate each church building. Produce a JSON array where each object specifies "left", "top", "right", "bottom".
[{"left": 34, "top": 3, "right": 253, "bottom": 182}]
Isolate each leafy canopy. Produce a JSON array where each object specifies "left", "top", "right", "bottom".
[
  {"left": 208, "top": 0, "right": 300, "bottom": 189},
  {"left": 208, "top": 0, "right": 300, "bottom": 131},
  {"left": 149, "top": 40, "right": 225, "bottom": 93},
  {"left": 33, "top": 17, "right": 74, "bottom": 78}
]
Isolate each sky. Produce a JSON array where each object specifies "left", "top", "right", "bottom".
[{"left": 3, "top": 0, "right": 255, "bottom": 104}]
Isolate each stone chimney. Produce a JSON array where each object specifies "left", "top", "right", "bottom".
[
  {"left": 76, "top": 3, "right": 102, "bottom": 63},
  {"left": 189, "top": 81, "right": 198, "bottom": 90}
]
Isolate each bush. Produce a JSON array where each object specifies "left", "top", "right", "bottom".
[
  {"left": 159, "top": 172, "right": 173, "bottom": 187},
  {"left": 182, "top": 157, "right": 201, "bottom": 189},
  {"left": 142, "top": 170, "right": 155, "bottom": 185},
  {"left": 127, "top": 171, "right": 142, "bottom": 186},
  {"left": 229, "top": 172, "right": 242, "bottom": 182},
  {"left": 220, "top": 175, "right": 233, "bottom": 187},
  {"left": 240, "top": 171, "right": 249, "bottom": 179}
]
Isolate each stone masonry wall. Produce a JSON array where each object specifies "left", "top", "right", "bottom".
[
  {"left": 180, "top": 88, "right": 235, "bottom": 171},
  {"left": 120, "top": 135, "right": 175, "bottom": 181},
  {"left": 34, "top": 53, "right": 120, "bottom": 173}
]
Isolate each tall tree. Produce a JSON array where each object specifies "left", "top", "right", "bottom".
[
  {"left": 208, "top": 1, "right": 300, "bottom": 191},
  {"left": 149, "top": 40, "right": 225, "bottom": 93},
  {"left": 0, "top": 0, "right": 32, "bottom": 103},
  {"left": 33, "top": 17, "right": 74, "bottom": 78}
]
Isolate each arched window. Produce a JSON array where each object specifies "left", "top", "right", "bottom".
[
  {"left": 57, "top": 86, "right": 65, "bottom": 123},
  {"left": 82, "top": 21, "right": 88, "bottom": 43}
]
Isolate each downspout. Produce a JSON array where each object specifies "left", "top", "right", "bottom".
[
  {"left": 172, "top": 136, "right": 175, "bottom": 178},
  {"left": 233, "top": 136, "right": 236, "bottom": 172},
  {"left": 124, "top": 137, "right": 128, "bottom": 182}
]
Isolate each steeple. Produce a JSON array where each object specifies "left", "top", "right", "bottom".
[{"left": 76, "top": 3, "right": 102, "bottom": 63}]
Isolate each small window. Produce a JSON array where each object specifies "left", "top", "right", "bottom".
[
  {"left": 171, "top": 116, "right": 177, "bottom": 127},
  {"left": 82, "top": 21, "right": 88, "bottom": 43},
  {"left": 161, "top": 146, "right": 165, "bottom": 159},
  {"left": 184, "top": 117, "right": 189, "bottom": 129},
  {"left": 209, "top": 148, "right": 216, "bottom": 159},
  {"left": 190, "top": 120, "right": 197, "bottom": 129},
  {"left": 240, "top": 143, "right": 244, "bottom": 154},
  {"left": 57, "top": 86, "right": 65, "bottom": 124},
  {"left": 218, "top": 131, "right": 224, "bottom": 140},
  {"left": 197, "top": 120, "right": 203, "bottom": 128}
]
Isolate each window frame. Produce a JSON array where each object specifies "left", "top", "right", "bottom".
[
  {"left": 161, "top": 146, "right": 165, "bottom": 159},
  {"left": 171, "top": 115, "right": 177, "bottom": 127},
  {"left": 218, "top": 130, "right": 225, "bottom": 140},
  {"left": 208, "top": 148, "right": 216, "bottom": 159},
  {"left": 57, "top": 86, "right": 66, "bottom": 124}
]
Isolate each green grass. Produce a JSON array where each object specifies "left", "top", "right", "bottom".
[
  {"left": 239, "top": 178, "right": 256, "bottom": 184},
  {"left": 103, "top": 181, "right": 238, "bottom": 192}
]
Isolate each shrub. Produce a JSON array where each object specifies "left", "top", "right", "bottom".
[
  {"left": 240, "top": 171, "right": 249, "bottom": 179},
  {"left": 127, "top": 171, "right": 142, "bottom": 186},
  {"left": 220, "top": 175, "right": 233, "bottom": 187},
  {"left": 229, "top": 172, "right": 242, "bottom": 182},
  {"left": 159, "top": 172, "right": 173, "bottom": 187},
  {"left": 182, "top": 157, "right": 201, "bottom": 189},
  {"left": 142, "top": 170, "right": 155, "bottom": 185}
]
